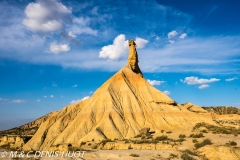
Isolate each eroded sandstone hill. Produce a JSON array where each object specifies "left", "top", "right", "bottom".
[
  {"left": 20, "top": 40, "right": 217, "bottom": 151},
  {"left": 202, "top": 106, "right": 240, "bottom": 115}
]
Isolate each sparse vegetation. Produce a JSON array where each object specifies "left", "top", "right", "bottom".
[
  {"left": 166, "top": 131, "right": 172, "bottom": 134},
  {"left": 190, "top": 133, "right": 204, "bottom": 138},
  {"left": 193, "top": 122, "right": 240, "bottom": 135},
  {"left": 80, "top": 141, "right": 86, "bottom": 146},
  {"left": 129, "top": 153, "right": 139, "bottom": 157},
  {"left": 155, "top": 135, "right": 169, "bottom": 141},
  {"left": 182, "top": 149, "right": 198, "bottom": 156},
  {"left": 200, "top": 130, "right": 208, "bottom": 133},
  {"left": 192, "top": 139, "right": 198, "bottom": 143},
  {"left": 194, "top": 139, "right": 212, "bottom": 149},
  {"left": 169, "top": 153, "right": 178, "bottom": 158},
  {"left": 181, "top": 153, "right": 196, "bottom": 160},
  {"left": 100, "top": 139, "right": 113, "bottom": 146},
  {"left": 92, "top": 145, "right": 98, "bottom": 149},
  {"left": 179, "top": 134, "right": 186, "bottom": 138},
  {"left": 226, "top": 141, "right": 237, "bottom": 146}
]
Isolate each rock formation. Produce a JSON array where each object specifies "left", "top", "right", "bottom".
[
  {"left": 126, "top": 40, "right": 143, "bottom": 76},
  {"left": 202, "top": 106, "right": 240, "bottom": 115},
  {"left": 16, "top": 40, "right": 218, "bottom": 151}
]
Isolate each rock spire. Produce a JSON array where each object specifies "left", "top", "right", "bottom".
[{"left": 126, "top": 40, "right": 143, "bottom": 76}]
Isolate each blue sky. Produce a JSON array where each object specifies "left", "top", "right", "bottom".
[{"left": 0, "top": 0, "right": 240, "bottom": 130}]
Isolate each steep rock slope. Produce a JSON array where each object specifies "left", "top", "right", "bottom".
[{"left": 22, "top": 40, "right": 216, "bottom": 151}]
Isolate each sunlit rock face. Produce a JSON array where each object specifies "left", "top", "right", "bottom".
[
  {"left": 126, "top": 40, "right": 143, "bottom": 76},
  {"left": 22, "top": 40, "right": 216, "bottom": 151}
]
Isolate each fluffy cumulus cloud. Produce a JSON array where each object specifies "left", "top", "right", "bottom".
[
  {"left": 135, "top": 37, "right": 149, "bottom": 48},
  {"left": 99, "top": 34, "right": 128, "bottom": 60},
  {"left": 50, "top": 43, "right": 70, "bottom": 54},
  {"left": 147, "top": 79, "right": 165, "bottom": 86},
  {"left": 198, "top": 84, "right": 209, "bottom": 89},
  {"left": 179, "top": 33, "right": 187, "bottom": 39},
  {"left": 169, "top": 40, "right": 175, "bottom": 44},
  {"left": 70, "top": 96, "right": 90, "bottom": 104},
  {"left": 182, "top": 76, "right": 220, "bottom": 89},
  {"left": 22, "top": 0, "right": 71, "bottom": 33},
  {"left": 50, "top": 95, "right": 54, "bottom": 98},
  {"left": 163, "top": 90, "right": 171, "bottom": 95},
  {"left": 225, "top": 78, "right": 238, "bottom": 82},
  {"left": 183, "top": 76, "right": 220, "bottom": 85},
  {"left": 168, "top": 30, "right": 178, "bottom": 39},
  {"left": 99, "top": 34, "right": 148, "bottom": 60}
]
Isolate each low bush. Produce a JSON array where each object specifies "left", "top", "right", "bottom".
[
  {"left": 129, "top": 153, "right": 139, "bottom": 157},
  {"left": 182, "top": 149, "right": 198, "bottom": 156},
  {"left": 226, "top": 141, "right": 237, "bottom": 146},
  {"left": 155, "top": 135, "right": 169, "bottom": 141},
  {"left": 194, "top": 139, "right": 212, "bottom": 149},
  {"left": 181, "top": 153, "right": 196, "bottom": 160},
  {"left": 190, "top": 133, "right": 204, "bottom": 138},
  {"left": 179, "top": 134, "right": 186, "bottom": 139}
]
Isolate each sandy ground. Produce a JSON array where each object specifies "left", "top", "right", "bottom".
[{"left": 0, "top": 132, "right": 239, "bottom": 160}]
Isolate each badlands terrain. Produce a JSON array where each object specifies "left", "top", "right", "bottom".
[{"left": 0, "top": 40, "right": 240, "bottom": 160}]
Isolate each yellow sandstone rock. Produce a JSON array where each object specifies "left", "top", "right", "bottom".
[{"left": 23, "top": 40, "right": 216, "bottom": 151}]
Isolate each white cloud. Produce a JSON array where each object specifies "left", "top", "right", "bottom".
[
  {"left": 52, "top": 82, "right": 57, "bottom": 87},
  {"left": 37, "top": 99, "right": 41, "bottom": 102},
  {"left": 50, "top": 43, "right": 70, "bottom": 54},
  {"left": 168, "top": 30, "right": 177, "bottom": 39},
  {"left": 179, "top": 33, "right": 187, "bottom": 39},
  {"left": 50, "top": 95, "right": 54, "bottom": 98},
  {"left": 0, "top": 98, "right": 8, "bottom": 101},
  {"left": 72, "top": 84, "right": 78, "bottom": 87},
  {"left": 183, "top": 76, "right": 220, "bottom": 85},
  {"left": 169, "top": 40, "right": 175, "bottom": 44},
  {"left": 225, "top": 78, "right": 238, "bottom": 82},
  {"left": 43, "top": 96, "right": 47, "bottom": 98},
  {"left": 22, "top": 0, "right": 71, "bottom": 33},
  {"left": 147, "top": 79, "right": 165, "bottom": 86},
  {"left": 198, "top": 84, "right": 209, "bottom": 89},
  {"left": 12, "top": 99, "right": 25, "bottom": 103},
  {"left": 163, "top": 90, "right": 171, "bottom": 95},
  {"left": 70, "top": 17, "right": 98, "bottom": 35},
  {"left": 135, "top": 37, "right": 149, "bottom": 48},
  {"left": 68, "top": 31, "right": 76, "bottom": 38},
  {"left": 99, "top": 34, "right": 148, "bottom": 60},
  {"left": 70, "top": 96, "right": 90, "bottom": 104},
  {"left": 156, "top": 36, "right": 160, "bottom": 41},
  {"left": 99, "top": 34, "right": 128, "bottom": 60}
]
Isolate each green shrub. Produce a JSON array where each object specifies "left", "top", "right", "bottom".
[
  {"left": 194, "top": 139, "right": 212, "bottom": 149},
  {"left": 80, "top": 141, "right": 86, "bottom": 146},
  {"left": 179, "top": 134, "right": 186, "bottom": 138},
  {"left": 181, "top": 153, "right": 196, "bottom": 160},
  {"left": 190, "top": 133, "right": 204, "bottom": 138},
  {"left": 182, "top": 149, "right": 198, "bottom": 156},
  {"left": 155, "top": 135, "right": 169, "bottom": 141},
  {"left": 100, "top": 139, "right": 113, "bottom": 146},
  {"left": 192, "top": 139, "right": 198, "bottom": 143},
  {"left": 200, "top": 130, "right": 208, "bottom": 133},
  {"left": 129, "top": 153, "right": 139, "bottom": 157},
  {"left": 226, "top": 141, "right": 237, "bottom": 146},
  {"left": 92, "top": 145, "right": 97, "bottom": 149}
]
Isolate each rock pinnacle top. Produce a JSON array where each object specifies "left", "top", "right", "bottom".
[{"left": 126, "top": 40, "right": 143, "bottom": 76}]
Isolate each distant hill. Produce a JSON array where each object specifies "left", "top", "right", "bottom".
[{"left": 202, "top": 106, "right": 240, "bottom": 115}]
